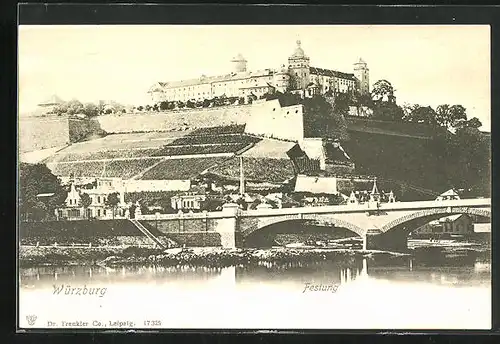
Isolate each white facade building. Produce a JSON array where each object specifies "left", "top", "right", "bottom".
[{"left": 148, "top": 41, "right": 370, "bottom": 104}]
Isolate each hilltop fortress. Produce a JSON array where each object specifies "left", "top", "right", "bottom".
[{"left": 148, "top": 40, "right": 370, "bottom": 104}]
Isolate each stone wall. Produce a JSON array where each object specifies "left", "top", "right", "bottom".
[
  {"left": 245, "top": 99, "right": 304, "bottom": 141},
  {"left": 162, "top": 232, "right": 222, "bottom": 247},
  {"left": 19, "top": 117, "right": 69, "bottom": 153},
  {"left": 144, "top": 218, "right": 216, "bottom": 234},
  {"left": 97, "top": 106, "right": 252, "bottom": 133}
]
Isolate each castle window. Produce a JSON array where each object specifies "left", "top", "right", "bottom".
[
  {"left": 295, "top": 110, "right": 298, "bottom": 113},
  {"left": 273, "top": 108, "right": 276, "bottom": 111}
]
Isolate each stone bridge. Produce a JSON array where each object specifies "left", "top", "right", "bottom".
[
  {"left": 239, "top": 198, "right": 491, "bottom": 251},
  {"left": 135, "top": 198, "right": 490, "bottom": 252}
]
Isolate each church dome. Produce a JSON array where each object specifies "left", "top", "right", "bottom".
[
  {"left": 290, "top": 40, "right": 306, "bottom": 59},
  {"left": 355, "top": 57, "right": 366, "bottom": 65},
  {"left": 231, "top": 53, "right": 246, "bottom": 62}
]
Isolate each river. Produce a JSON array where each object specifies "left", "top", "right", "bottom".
[{"left": 19, "top": 241, "right": 490, "bottom": 330}]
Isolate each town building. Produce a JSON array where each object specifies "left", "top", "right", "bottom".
[
  {"left": 56, "top": 178, "right": 130, "bottom": 220},
  {"left": 36, "top": 94, "right": 64, "bottom": 115},
  {"left": 435, "top": 189, "right": 461, "bottom": 201},
  {"left": 170, "top": 191, "right": 207, "bottom": 211},
  {"left": 148, "top": 40, "right": 370, "bottom": 104},
  {"left": 415, "top": 214, "right": 474, "bottom": 236}
]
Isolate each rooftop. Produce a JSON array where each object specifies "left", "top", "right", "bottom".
[
  {"left": 294, "top": 175, "right": 338, "bottom": 194},
  {"left": 38, "top": 95, "right": 63, "bottom": 106},
  {"left": 309, "top": 67, "right": 356, "bottom": 81}
]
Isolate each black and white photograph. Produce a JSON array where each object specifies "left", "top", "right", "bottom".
[{"left": 18, "top": 24, "right": 491, "bottom": 329}]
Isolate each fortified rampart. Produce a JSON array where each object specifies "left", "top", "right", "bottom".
[
  {"left": 19, "top": 117, "right": 70, "bottom": 153},
  {"left": 245, "top": 99, "right": 304, "bottom": 141},
  {"left": 97, "top": 105, "right": 253, "bottom": 133},
  {"left": 19, "top": 117, "right": 103, "bottom": 153},
  {"left": 96, "top": 101, "right": 306, "bottom": 142}
]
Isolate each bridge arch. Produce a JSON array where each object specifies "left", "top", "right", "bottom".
[
  {"left": 241, "top": 216, "right": 366, "bottom": 247},
  {"left": 381, "top": 207, "right": 491, "bottom": 235}
]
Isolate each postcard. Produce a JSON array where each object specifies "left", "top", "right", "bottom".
[{"left": 18, "top": 22, "right": 491, "bottom": 330}]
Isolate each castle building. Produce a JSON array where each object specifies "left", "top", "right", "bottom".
[{"left": 148, "top": 40, "right": 370, "bottom": 104}]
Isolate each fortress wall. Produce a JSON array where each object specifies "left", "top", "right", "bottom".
[
  {"left": 19, "top": 117, "right": 69, "bottom": 153},
  {"left": 244, "top": 99, "right": 304, "bottom": 142},
  {"left": 97, "top": 106, "right": 253, "bottom": 133},
  {"left": 96, "top": 101, "right": 305, "bottom": 143}
]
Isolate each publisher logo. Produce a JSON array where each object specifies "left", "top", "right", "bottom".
[{"left": 26, "top": 315, "right": 37, "bottom": 326}]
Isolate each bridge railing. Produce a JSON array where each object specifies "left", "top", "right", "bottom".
[
  {"left": 135, "top": 198, "right": 490, "bottom": 220},
  {"left": 239, "top": 198, "right": 490, "bottom": 217}
]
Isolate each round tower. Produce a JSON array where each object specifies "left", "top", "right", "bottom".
[
  {"left": 231, "top": 53, "right": 247, "bottom": 73},
  {"left": 272, "top": 66, "right": 290, "bottom": 93},
  {"left": 354, "top": 58, "right": 370, "bottom": 96},
  {"left": 288, "top": 40, "right": 310, "bottom": 91}
]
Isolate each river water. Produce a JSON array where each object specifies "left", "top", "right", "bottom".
[{"left": 19, "top": 243, "right": 491, "bottom": 330}]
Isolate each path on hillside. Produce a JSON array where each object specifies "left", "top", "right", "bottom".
[{"left": 45, "top": 152, "right": 235, "bottom": 164}]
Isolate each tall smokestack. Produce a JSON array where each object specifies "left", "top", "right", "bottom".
[{"left": 239, "top": 156, "right": 245, "bottom": 196}]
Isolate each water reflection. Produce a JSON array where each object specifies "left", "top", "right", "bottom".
[
  {"left": 18, "top": 247, "right": 491, "bottom": 329},
  {"left": 20, "top": 248, "right": 490, "bottom": 290}
]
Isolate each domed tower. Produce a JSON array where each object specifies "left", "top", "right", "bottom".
[
  {"left": 288, "top": 40, "right": 310, "bottom": 91},
  {"left": 231, "top": 53, "right": 247, "bottom": 73},
  {"left": 354, "top": 58, "right": 370, "bottom": 96}
]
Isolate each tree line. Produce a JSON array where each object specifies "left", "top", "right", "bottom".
[{"left": 51, "top": 99, "right": 127, "bottom": 117}]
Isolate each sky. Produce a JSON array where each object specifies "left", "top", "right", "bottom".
[{"left": 18, "top": 25, "right": 491, "bottom": 131}]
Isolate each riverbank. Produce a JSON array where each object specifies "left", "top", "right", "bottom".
[{"left": 19, "top": 245, "right": 411, "bottom": 268}]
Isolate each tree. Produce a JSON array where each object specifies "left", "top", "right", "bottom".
[
  {"left": 186, "top": 100, "right": 196, "bottom": 109},
  {"left": 80, "top": 193, "right": 92, "bottom": 219},
  {"left": 158, "top": 101, "right": 168, "bottom": 111},
  {"left": 105, "top": 192, "right": 120, "bottom": 220},
  {"left": 19, "top": 163, "right": 67, "bottom": 221},
  {"left": 371, "top": 101, "right": 405, "bottom": 122},
  {"left": 83, "top": 102, "right": 99, "bottom": 117},
  {"left": 202, "top": 99, "right": 211, "bottom": 108},
  {"left": 66, "top": 99, "right": 84, "bottom": 116},
  {"left": 53, "top": 102, "right": 69, "bottom": 116},
  {"left": 436, "top": 104, "right": 468, "bottom": 129},
  {"left": 110, "top": 101, "right": 125, "bottom": 113},
  {"left": 145, "top": 105, "right": 152, "bottom": 112},
  {"left": 371, "top": 80, "right": 395, "bottom": 103},
  {"left": 302, "top": 94, "right": 349, "bottom": 141},
  {"left": 137, "top": 105, "right": 144, "bottom": 111},
  {"left": 97, "top": 100, "right": 106, "bottom": 114},
  {"left": 403, "top": 105, "right": 438, "bottom": 126},
  {"left": 200, "top": 199, "right": 224, "bottom": 212},
  {"left": 465, "top": 117, "right": 483, "bottom": 129}
]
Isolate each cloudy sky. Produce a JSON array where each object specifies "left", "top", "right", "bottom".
[{"left": 18, "top": 25, "right": 490, "bottom": 130}]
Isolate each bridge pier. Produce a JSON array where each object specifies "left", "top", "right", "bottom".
[
  {"left": 364, "top": 229, "right": 408, "bottom": 252},
  {"left": 213, "top": 203, "right": 240, "bottom": 249}
]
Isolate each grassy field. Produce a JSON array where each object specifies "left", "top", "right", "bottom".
[
  {"left": 140, "top": 157, "right": 230, "bottom": 180},
  {"left": 47, "top": 158, "right": 162, "bottom": 178},
  {"left": 42, "top": 125, "right": 297, "bottom": 182}
]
